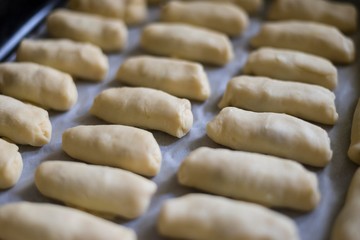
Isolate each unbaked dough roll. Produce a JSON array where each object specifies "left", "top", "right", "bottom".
[
  {"left": 243, "top": 48, "right": 337, "bottom": 90},
  {"left": 62, "top": 125, "right": 161, "bottom": 177},
  {"left": 178, "top": 147, "right": 320, "bottom": 211},
  {"left": 47, "top": 9, "right": 128, "bottom": 52},
  {"left": 16, "top": 39, "right": 109, "bottom": 81},
  {"left": 68, "top": 0, "right": 147, "bottom": 25},
  {"left": 183, "top": 0, "right": 263, "bottom": 13},
  {"left": 161, "top": 1, "right": 249, "bottom": 36},
  {"left": 268, "top": 0, "right": 357, "bottom": 33},
  {"left": 35, "top": 161, "right": 156, "bottom": 219},
  {"left": 0, "top": 62, "right": 77, "bottom": 111},
  {"left": 0, "top": 139, "right": 22, "bottom": 189},
  {"left": 251, "top": 21, "right": 355, "bottom": 64},
  {"left": 140, "top": 23, "right": 233, "bottom": 66},
  {"left": 207, "top": 107, "right": 332, "bottom": 167},
  {"left": 218, "top": 76, "right": 338, "bottom": 125},
  {"left": 0, "top": 202, "right": 136, "bottom": 240},
  {"left": 116, "top": 56, "right": 211, "bottom": 101},
  {"left": 0, "top": 95, "right": 52, "bottom": 146},
  {"left": 90, "top": 87, "right": 193, "bottom": 138},
  {"left": 332, "top": 169, "right": 360, "bottom": 240},
  {"left": 348, "top": 99, "right": 360, "bottom": 164},
  {"left": 158, "top": 194, "right": 299, "bottom": 240}
]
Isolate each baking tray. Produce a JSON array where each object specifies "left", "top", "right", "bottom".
[{"left": 0, "top": 1, "right": 360, "bottom": 240}]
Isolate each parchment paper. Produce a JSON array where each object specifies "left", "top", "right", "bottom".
[{"left": 0, "top": 3, "right": 359, "bottom": 240}]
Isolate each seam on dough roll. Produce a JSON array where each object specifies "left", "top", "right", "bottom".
[
  {"left": 0, "top": 138, "right": 23, "bottom": 189},
  {"left": 62, "top": 125, "right": 162, "bottom": 177},
  {"left": 47, "top": 9, "right": 128, "bottom": 52},
  {"left": 207, "top": 107, "right": 332, "bottom": 167},
  {"left": 250, "top": 21, "right": 355, "bottom": 64},
  {"left": 0, "top": 202, "right": 136, "bottom": 240},
  {"left": 16, "top": 39, "right": 109, "bottom": 81},
  {"left": 90, "top": 87, "right": 193, "bottom": 138},
  {"left": 0, "top": 62, "right": 77, "bottom": 111},
  {"left": 35, "top": 161, "right": 157, "bottom": 219},
  {"left": 218, "top": 75, "right": 338, "bottom": 125},
  {"left": 161, "top": 1, "right": 249, "bottom": 36},
  {"left": 0, "top": 95, "right": 52, "bottom": 146},
  {"left": 140, "top": 23, "right": 234, "bottom": 66},
  {"left": 243, "top": 47, "right": 338, "bottom": 90},
  {"left": 268, "top": 0, "right": 357, "bottom": 33},
  {"left": 158, "top": 194, "right": 299, "bottom": 240},
  {"left": 178, "top": 147, "right": 320, "bottom": 211},
  {"left": 116, "top": 55, "right": 211, "bottom": 101}
]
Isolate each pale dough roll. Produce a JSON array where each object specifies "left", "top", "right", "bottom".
[
  {"left": 243, "top": 48, "right": 337, "bottom": 90},
  {"left": 183, "top": 0, "right": 263, "bottom": 13},
  {"left": 158, "top": 194, "right": 299, "bottom": 240},
  {"left": 0, "top": 202, "right": 136, "bottom": 240},
  {"left": 178, "top": 147, "right": 320, "bottom": 211},
  {"left": 62, "top": 125, "right": 162, "bottom": 177},
  {"left": 47, "top": 9, "right": 128, "bottom": 52},
  {"left": 141, "top": 23, "right": 233, "bottom": 66},
  {"left": 35, "top": 161, "right": 157, "bottom": 219},
  {"left": 0, "top": 138, "right": 23, "bottom": 189},
  {"left": 161, "top": 1, "right": 249, "bottom": 36},
  {"left": 90, "top": 87, "right": 193, "bottom": 138},
  {"left": 251, "top": 21, "right": 355, "bottom": 64},
  {"left": 0, "top": 95, "right": 52, "bottom": 146},
  {"left": 116, "top": 56, "right": 211, "bottom": 101},
  {"left": 268, "top": 0, "right": 357, "bottom": 33},
  {"left": 0, "top": 62, "right": 77, "bottom": 111},
  {"left": 16, "top": 39, "right": 109, "bottom": 81},
  {"left": 348, "top": 99, "right": 360, "bottom": 164},
  {"left": 68, "top": 0, "right": 147, "bottom": 25},
  {"left": 332, "top": 169, "right": 360, "bottom": 240},
  {"left": 218, "top": 76, "right": 338, "bottom": 125},
  {"left": 207, "top": 107, "right": 332, "bottom": 167}
]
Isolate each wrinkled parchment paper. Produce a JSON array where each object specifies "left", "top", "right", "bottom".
[{"left": 1, "top": 3, "right": 360, "bottom": 240}]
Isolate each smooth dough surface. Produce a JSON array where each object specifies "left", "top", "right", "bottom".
[
  {"left": 0, "top": 62, "right": 77, "bottom": 111},
  {"left": 62, "top": 125, "right": 162, "bottom": 177},
  {"left": 243, "top": 47, "right": 337, "bottom": 90},
  {"left": 90, "top": 87, "right": 193, "bottom": 138},
  {"left": 161, "top": 1, "right": 248, "bottom": 36},
  {"left": 158, "top": 194, "right": 299, "bottom": 240},
  {"left": 207, "top": 107, "right": 332, "bottom": 167},
  {"left": 140, "top": 23, "right": 233, "bottom": 66},
  {"left": 68, "top": 0, "right": 147, "bottom": 25},
  {"left": 0, "top": 95, "right": 51, "bottom": 146},
  {"left": 183, "top": 0, "right": 263, "bottom": 13},
  {"left": 0, "top": 202, "right": 136, "bottom": 240},
  {"left": 47, "top": 9, "right": 128, "bottom": 51},
  {"left": 178, "top": 147, "right": 320, "bottom": 211},
  {"left": 16, "top": 39, "right": 109, "bottom": 81},
  {"left": 35, "top": 161, "right": 157, "bottom": 219},
  {"left": 218, "top": 76, "right": 338, "bottom": 125},
  {"left": 116, "top": 56, "right": 210, "bottom": 101},
  {"left": 348, "top": 99, "right": 360, "bottom": 164},
  {"left": 251, "top": 21, "right": 355, "bottom": 64},
  {"left": 0, "top": 138, "right": 23, "bottom": 189},
  {"left": 332, "top": 169, "right": 360, "bottom": 240},
  {"left": 268, "top": 0, "right": 357, "bottom": 33}
]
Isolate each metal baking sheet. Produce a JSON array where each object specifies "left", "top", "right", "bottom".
[{"left": 0, "top": 3, "right": 359, "bottom": 240}]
